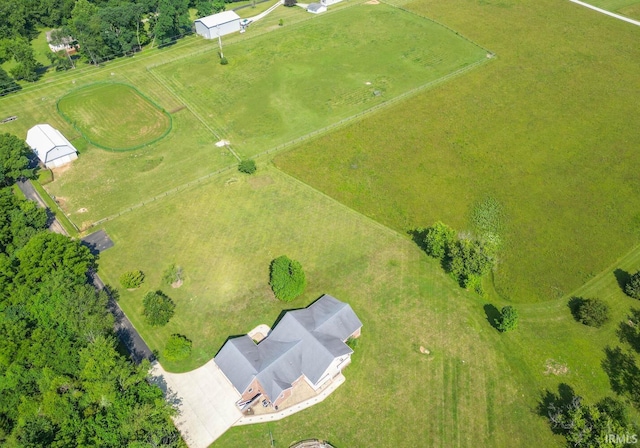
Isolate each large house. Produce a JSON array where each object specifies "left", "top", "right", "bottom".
[
  {"left": 26, "top": 124, "right": 78, "bottom": 169},
  {"left": 215, "top": 294, "right": 362, "bottom": 409}
]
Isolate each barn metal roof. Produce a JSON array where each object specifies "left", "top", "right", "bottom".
[
  {"left": 195, "top": 11, "right": 241, "bottom": 28},
  {"left": 26, "top": 124, "right": 77, "bottom": 164}
]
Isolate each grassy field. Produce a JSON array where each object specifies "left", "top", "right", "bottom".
[
  {"left": 95, "top": 166, "right": 640, "bottom": 447},
  {"left": 276, "top": 0, "right": 640, "bottom": 303},
  {"left": 151, "top": 3, "right": 488, "bottom": 158},
  {"left": 57, "top": 82, "right": 172, "bottom": 151},
  {"left": 583, "top": 0, "right": 640, "bottom": 18}
]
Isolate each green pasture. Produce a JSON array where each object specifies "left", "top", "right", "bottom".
[
  {"left": 582, "top": 0, "right": 640, "bottom": 18},
  {"left": 276, "top": 0, "right": 640, "bottom": 303},
  {"left": 151, "top": 3, "right": 487, "bottom": 158},
  {"left": 95, "top": 167, "right": 639, "bottom": 447},
  {"left": 57, "top": 83, "right": 171, "bottom": 151}
]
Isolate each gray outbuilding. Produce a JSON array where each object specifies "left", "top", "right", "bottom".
[{"left": 194, "top": 11, "right": 242, "bottom": 39}]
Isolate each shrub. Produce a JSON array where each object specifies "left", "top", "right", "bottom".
[
  {"left": 278, "top": 19, "right": 284, "bottom": 26},
  {"left": 423, "top": 221, "right": 456, "bottom": 259},
  {"left": 220, "top": 56, "right": 228, "bottom": 65},
  {"left": 269, "top": 255, "right": 306, "bottom": 302},
  {"left": 447, "top": 238, "right": 495, "bottom": 287},
  {"left": 625, "top": 271, "right": 640, "bottom": 300},
  {"left": 162, "top": 264, "right": 183, "bottom": 285},
  {"left": 142, "top": 291, "right": 175, "bottom": 326},
  {"left": 346, "top": 337, "right": 359, "bottom": 349},
  {"left": 576, "top": 298, "right": 610, "bottom": 327},
  {"left": 238, "top": 159, "right": 256, "bottom": 174},
  {"left": 119, "top": 270, "right": 145, "bottom": 289},
  {"left": 497, "top": 306, "right": 518, "bottom": 332},
  {"left": 163, "top": 334, "right": 192, "bottom": 361}
]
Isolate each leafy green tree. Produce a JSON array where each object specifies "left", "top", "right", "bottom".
[
  {"left": 547, "top": 393, "right": 636, "bottom": 447},
  {"left": 0, "top": 133, "right": 35, "bottom": 186},
  {"left": 238, "top": 159, "right": 256, "bottom": 174},
  {"left": 575, "top": 298, "right": 610, "bottom": 328},
  {"left": 153, "top": 0, "right": 190, "bottom": 46},
  {"left": 15, "top": 232, "right": 96, "bottom": 287},
  {"left": 142, "top": 290, "right": 175, "bottom": 326},
  {"left": 269, "top": 255, "right": 306, "bottom": 302},
  {"left": 602, "top": 346, "right": 640, "bottom": 410},
  {"left": 422, "top": 221, "right": 456, "bottom": 259},
  {"left": 119, "top": 270, "right": 145, "bottom": 289},
  {"left": 196, "top": 0, "right": 214, "bottom": 17},
  {"left": 0, "top": 67, "right": 20, "bottom": 96},
  {"left": 69, "top": 0, "right": 106, "bottom": 65},
  {"left": 162, "top": 264, "right": 182, "bottom": 285},
  {"left": 497, "top": 306, "right": 518, "bottom": 332},
  {"left": 164, "top": 334, "right": 192, "bottom": 361},
  {"left": 625, "top": 271, "right": 640, "bottom": 300},
  {"left": 447, "top": 238, "right": 495, "bottom": 287},
  {"left": 212, "top": 0, "right": 226, "bottom": 13},
  {"left": 9, "top": 38, "right": 40, "bottom": 82}
]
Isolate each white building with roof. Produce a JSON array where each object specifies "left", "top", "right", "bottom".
[
  {"left": 26, "top": 124, "right": 78, "bottom": 168},
  {"left": 194, "top": 11, "right": 242, "bottom": 39}
]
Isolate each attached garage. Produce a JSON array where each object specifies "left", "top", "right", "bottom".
[
  {"left": 194, "top": 11, "right": 241, "bottom": 39},
  {"left": 26, "top": 124, "right": 78, "bottom": 169}
]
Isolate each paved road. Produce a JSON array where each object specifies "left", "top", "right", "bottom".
[
  {"left": 17, "top": 179, "right": 66, "bottom": 235},
  {"left": 18, "top": 178, "right": 153, "bottom": 364}
]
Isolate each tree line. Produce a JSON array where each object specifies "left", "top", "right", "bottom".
[
  {"left": 0, "top": 133, "right": 182, "bottom": 446},
  {"left": 0, "top": 0, "right": 234, "bottom": 96}
]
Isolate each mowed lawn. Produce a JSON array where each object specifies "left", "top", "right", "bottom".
[
  {"left": 57, "top": 83, "right": 171, "bottom": 151},
  {"left": 151, "top": 3, "right": 488, "bottom": 158},
  {"left": 95, "top": 167, "right": 640, "bottom": 447},
  {"left": 276, "top": 0, "right": 640, "bottom": 303},
  {"left": 583, "top": 0, "right": 640, "bottom": 18}
]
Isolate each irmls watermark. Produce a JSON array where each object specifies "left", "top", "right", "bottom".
[{"left": 604, "top": 433, "right": 638, "bottom": 444}]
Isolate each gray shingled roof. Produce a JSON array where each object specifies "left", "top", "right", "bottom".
[{"left": 215, "top": 294, "right": 362, "bottom": 401}]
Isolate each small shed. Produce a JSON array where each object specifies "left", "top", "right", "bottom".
[
  {"left": 307, "top": 3, "right": 327, "bottom": 13},
  {"left": 26, "top": 124, "right": 78, "bottom": 169},
  {"left": 195, "top": 11, "right": 242, "bottom": 39}
]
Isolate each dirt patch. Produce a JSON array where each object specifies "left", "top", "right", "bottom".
[
  {"left": 248, "top": 175, "right": 274, "bottom": 190},
  {"left": 77, "top": 207, "right": 88, "bottom": 213},
  {"left": 365, "top": 0, "right": 380, "bottom": 4},
  {"left": 54, "top": 196, "right": 68, "bottom": 209},
  {"left": 419, "top": 346, "right": 430, "bottom": 354},
  {"left": 171, "top": 279, "right": 183, "bottom": 288},
  {"left": 51, "top": 164, "right": 71, "bottom": 177},
  {"left": 544, "top": 359, "right": 569, "bottom": 376},
  {"left": 225, "top": 177, "right": 238, "bottom": 186}
]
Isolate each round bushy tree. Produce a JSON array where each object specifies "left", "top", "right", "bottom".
[
  {"left": 269, "top": 255, "right": 306, "bottom": 302},
  {"left": 119, "top": 270, "right": 145, "bottom": 289},
  {"left": 238, "top": 159, "right": 256, "bottom": 174},
  {"left": 576, "top": 298, "right": 610, "bottom": 327},
  {"left": 423, "top": 221, "right": 456, "bottom": 259},
  {"left": 164, "top": 334, "right": 192, "bottom": 361},
  {"left": 625, "top": 271, "right": 640, "bottom": 300},
  {"left": 497, "top": 306, "right": 518, "bottom": 332},
  {"left": 142, "top": 291, "right": 175, "bottom": 326}
]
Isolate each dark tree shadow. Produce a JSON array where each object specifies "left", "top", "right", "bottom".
[
  {"left": 601, "top": 346, "right": 640, "bottom": 396},
  {"left": 408, "top": 228, "right": 428, "bottom": 252},
  {"left": 617, "top": 308, "right": 640, "bottom": 354},
  {"left": 567, "top": 296, "right": 585, "bottom": 322},
  {"left": 614, "top": 269, "right": 631, "bottom": 293},
  {"left": 536, "top": 383, "right": 577, "bottom": 435},
  {"left": 483, "top": 303, "right": 501, "bottom": 330}
]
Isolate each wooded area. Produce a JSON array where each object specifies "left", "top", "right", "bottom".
[{"left": 0, "top": 134, "right": 182, "bottom": 446}]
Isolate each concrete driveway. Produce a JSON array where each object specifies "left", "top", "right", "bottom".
[{"left": 151, "top": 359, "right": 243, "bottom": 448}]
